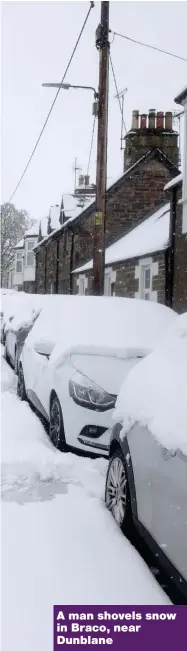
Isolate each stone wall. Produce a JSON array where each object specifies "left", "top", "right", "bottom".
[{"left": 72, "top": 251, "right": 166, "bottom": 304}]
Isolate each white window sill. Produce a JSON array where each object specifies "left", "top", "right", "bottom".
[{"left": 182, "top": 199, "right": 187, "bottom": 234}]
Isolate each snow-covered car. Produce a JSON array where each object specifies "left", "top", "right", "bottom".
[
  {"left": 1, "top": 291, "right": 29, "bottom": 345},
  {"left": 2, "top": 292, "right": 56, "bottom": 367},
  {"left": 4, "top": 307, "right": 41, "bottom": 373},
  {"left": 105, "top": 312, "right": 187, "bottom": 600},
  {"left": 17, "top": 296, "right": 175, "bottom": 456}
]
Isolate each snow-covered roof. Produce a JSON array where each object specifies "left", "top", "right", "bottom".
[
  {"left": 14, "top": 238, "right": 24, "bottom": 250},
  {"left": 114, "top": 313, "right": 187, "bottom": 457},
  {"left": 14, "top": 208, "right": 61, "bottom": 250},
  {"left": 164, "top": 172, "right": 183, "bottom": 191},
  {"left": 34, "top": 194, "right": 95, "bottom": 251},
  {"left": 175, "top": 86, "right": 187, "bottom": 104},
  {"left": 48, "top": 205, "right": 61, "bottom": 230},
  {"left": 34, "top": 149, "right": 179, "bottom": 254},
  {"left": 73, "top": 203, "right": 171, "bottom": 274},
  {"left": 62, "top": 193, "right": 94, "bottom": 220}
]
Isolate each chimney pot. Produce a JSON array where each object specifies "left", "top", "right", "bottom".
[
  {"left": 79, "top": 174, "right": 84, "bottom": 186},
  {"left": 165, "top": 111, "right": 173, "bottom": 131},
  {"left": 156, "top": 111, "right": 164, "bottom": 130},
  {"left": 140, "top": 114, "right": 147, "bottom": 129},
  {"left": 131, "top": 110, "right": 139, "bottom": 130},
  {"left": 148, "top": 109, "right": 156, "bottom": 130}
]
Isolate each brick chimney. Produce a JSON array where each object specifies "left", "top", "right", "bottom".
[{"left": 124, "top": 109, "right": 179, "bottom": 171}]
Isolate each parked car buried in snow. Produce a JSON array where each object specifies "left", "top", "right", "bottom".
[
  {"left": 17, "top": 296, "right": 175, "bottom": 456},
  {"left": 105, "top": 313, "right": 187, "bottom": 601},
  {"left": 4, "top": 308, "right": 41, "bottom": 374}
]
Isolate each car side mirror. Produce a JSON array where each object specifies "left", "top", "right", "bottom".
[{"left": 34, "top": 339, "right": 55, "bottom": 358}]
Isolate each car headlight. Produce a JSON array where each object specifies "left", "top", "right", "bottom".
[{"left": 69, "top": 371, "right": 116, "bottom": 412}]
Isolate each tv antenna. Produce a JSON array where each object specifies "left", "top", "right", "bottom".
[
  {"left": 114, "top": 88, "right": 128, "bottom": 150},
  {"left": 73, "top": 158, "right": 82, "bottom": 193}
]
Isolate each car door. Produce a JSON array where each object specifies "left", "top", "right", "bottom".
[
  {"left": 23, "top": 344, "right": 50, "bottom": 419},
  {"left": 127, "top": 425, "right": 187, "bottom": 582},
  {"left": 148, "top": 444, "right": 187, "bottom": 583}
]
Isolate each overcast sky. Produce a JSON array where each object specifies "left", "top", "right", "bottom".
[{"left": 2, "top": 0, "right": 187, "bottom": 220}]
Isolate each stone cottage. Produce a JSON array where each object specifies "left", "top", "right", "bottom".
[
  {"left": 164, "top": 86, "right": 187, "bottom": 313},
  {"left": 35, "top": 109, "right": 180, "bottom": 302}
]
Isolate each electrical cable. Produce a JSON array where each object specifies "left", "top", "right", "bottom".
[
  {"left": 109, "top": 52, "right": 127, "bottom": 134},
  {"left": 7, "top": 1, "right": 95, "bottom": 204},
  {"left": 110, "top": 30, "right": 187, "bottom": 63},
  {"left": 80, "top": 115, "right": 96, "bottom": 208},
  {"left": 86, "top": 115, "right": 96, "bottom": 178}
]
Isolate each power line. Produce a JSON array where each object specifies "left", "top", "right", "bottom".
[
  {"left": 79, "top": 115, "right": 96, "bottom": 207},
  {"left": 109, "top": 52, "right": 127, "bottom": 134},
  {"left": 8, "top": 1, "right": 95, "bottom": 204},
  {"left": 111, "top": 30, "right": 187, "bottom": 63},
  {"left": 86, "top": 115, "right": 96, "bottom": 177}
]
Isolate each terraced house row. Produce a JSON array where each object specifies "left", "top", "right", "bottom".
[{"left": 10, "top": 91, "right": 187, "bottom": 313}]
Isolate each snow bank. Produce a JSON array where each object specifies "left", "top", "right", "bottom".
[
  {"left": 1, "top": 389, "right": 107, "bottom": 499},
  {"left": 1, "top": 497, "right": 170, "bottom": 651},
  {"left": 114, "top": 313, "right": 187, "bottom": 456},
  {"left": 25, "top": 296, "right": 176, "bottom": 366},
  {"left": 1, "top": 352, "right": 17, "bottom": 393},
  {"left": 1, "top": 391, "right": 74, "bottom": 490},
  {"left": 0, "top": 288, "right": 18, "bottom": 295}
]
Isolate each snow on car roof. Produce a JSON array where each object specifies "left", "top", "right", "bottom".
[
  {"left": 26, "top": 296, "right": 176, "bottom": 365},
  {"left": 1, "top": 293, "right": 62, "bottom": 329},
  {"left": 114, "top": 312, "right": 187, "bottom": 456},
  {"left": 73, "top": 203, "right": 171, "bottom": 273}
]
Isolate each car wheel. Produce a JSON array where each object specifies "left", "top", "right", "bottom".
[
  {"left": 17, "top": 365, "right": 27, "bottom": 401},
  {"left": 14, "top": 347, "right": 19, "bottom": 375},
  {"left": 49, "top": 395, "right": 66, "bottom": 452},
  {"left": 105, "top": 448, "right": 133, "bottom": 535}
]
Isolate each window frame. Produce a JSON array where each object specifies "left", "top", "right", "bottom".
[
  {"left": 77, "top": 274, "right": 88, "bottom": 295},
  {"left": 104, "top": 268, "right": 116, "bottom": 296},
  {"left": 141, "top": 264, "right": 152, "bottom": 300},
  {"left": 25, "top": 239, "right": 35, "bottom": 267},
  {"left": 15, "top": 251, "right": 23, "bottom": 273}
]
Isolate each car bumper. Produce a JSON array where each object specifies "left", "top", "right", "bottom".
[{"left": 62, "top": 398, "right": 114, "bottom": 456}]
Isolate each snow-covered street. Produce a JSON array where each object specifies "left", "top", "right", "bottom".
[{"left": 1, "top": 346, "right": 170, "bottom": 651}]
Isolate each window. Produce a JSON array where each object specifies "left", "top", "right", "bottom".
[
  {"left": 26, "top": 240, "right": 35, "bottom": 266},
  {"left": 135, "top": 258, "right": 158, "bottom": 302},
  {"left": 77, "top": 274, "right": 88, "bottom": 295},
  {"left": 16, "top": 251, "right": 23, "bottom": 273},
  {"left": 104, "top": 269, "right": 116, "bottom": 296},
  {"left": 143, "top": 266, "right": 151, "bottom": 300},
  {"left": 141, "top": 265, "right": 152, "bottom": 300},
  {"left": 79, "top": 276, "right": 86, "bottom": 295}
]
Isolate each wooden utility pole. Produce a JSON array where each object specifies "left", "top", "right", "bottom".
[{"left": 92, "top": 1, "right": 110, "bottom": 295}]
